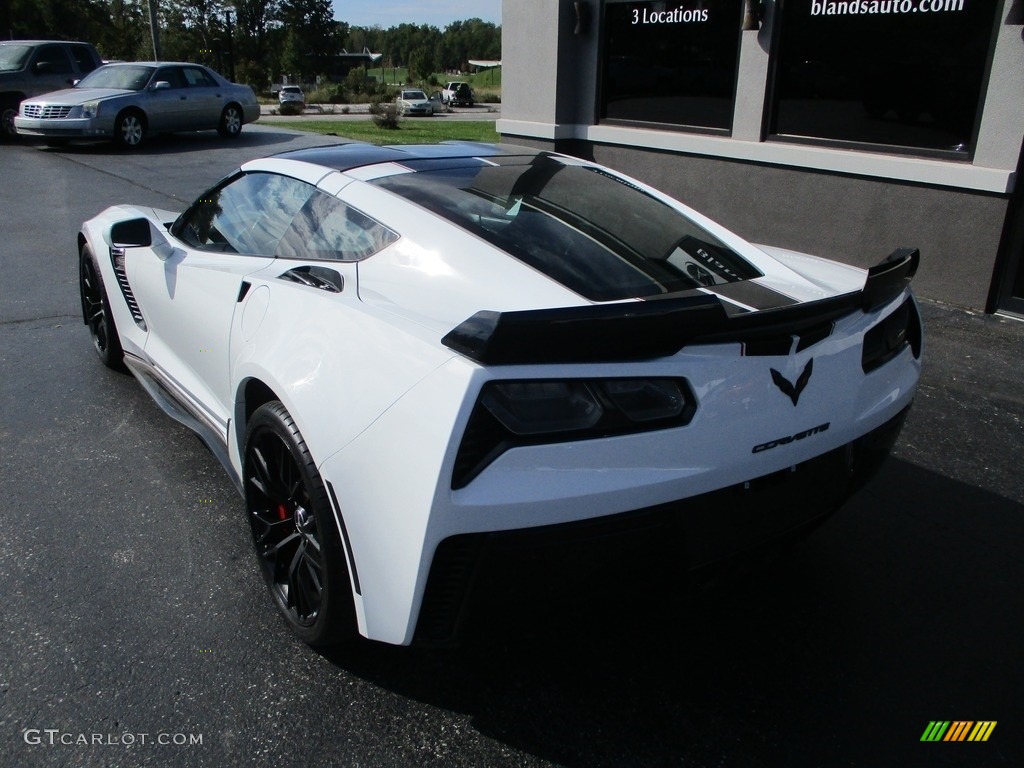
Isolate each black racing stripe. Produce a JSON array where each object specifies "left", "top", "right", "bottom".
[{"left": 704, "top": 280, "right": 798, "bottom": 311}]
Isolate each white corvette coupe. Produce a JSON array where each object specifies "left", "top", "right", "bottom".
[{"left": 78, "top": 142, "right": 922, "bottom": 647}]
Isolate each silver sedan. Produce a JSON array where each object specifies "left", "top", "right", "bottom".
[{"left": 14, "top": 61, "right": 260, "bottom": 148}]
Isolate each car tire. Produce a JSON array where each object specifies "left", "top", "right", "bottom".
[
  {"left": 0, "top": 98, "right": 18, "bottom": 141},
  {"left": 114, "top": 109, "right": 145, "bottom": 148},
  {"left": 217, "top": 104, "right": 243, "bottom": 138},
  {"left": 79, "top": 244, "right": 125, "bottom": 370},
  {"left": 243, "top": 402, "right": 358, "bottom": 647}
]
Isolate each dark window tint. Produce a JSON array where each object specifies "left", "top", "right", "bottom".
[
  {"left": 155, "top": 66, "right": 188, "bottom": 89},
  {"left": 68, "top": 44, "right": 98, "bottom": 73},
  {"left": 768, "top": 0, "right": 999, "bottom": 154},
  {"left": 278, "top": 193, "right": 398, "bottom": 261},
  {"left": 173, "top": 173, "right": 313, "bottom": 255},
  {"left": 601, "top": 0, "right": 745, "bottom": 131},
  {"left": 183, "top": 66, "right": 217, "bottom": 87},
  {"left": 371, "top": 156, "right": 760, "bottom": 301},
  {"left": 32, "top": 45, "right": 72, "bottom": 75}
]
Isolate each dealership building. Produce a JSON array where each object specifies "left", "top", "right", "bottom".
[{"left": 498, "top": 0, "right": 1024, "bottom": 315}]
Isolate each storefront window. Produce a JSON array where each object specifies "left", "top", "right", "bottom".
[
  {"left": 768, "top": 0, "right": 1000, "bottom": 155},
  {"left": 601, "top": 0, "right": 746, "bottom": 131}
]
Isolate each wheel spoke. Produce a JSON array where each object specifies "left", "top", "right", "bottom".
[
  {"left": 286, "top": 540, "right": 307, "bottom": 612},
  {"left": 247, "top": 444, "right": 273, "bottom": 497},
  {"left": 250, "top": 439, "right": 294, "bottom": 501},
  {"left": 289, "top": 541, "right": 322, "bottom": 620},
  {"left": 249, "top": 512, "right": 291, "bottom": 546},
  {"left": 271, "top": 530, "right": 301, "bottom": 557},
  {"left": 85, "top": 302, "right": 102, "bottom": 322}
]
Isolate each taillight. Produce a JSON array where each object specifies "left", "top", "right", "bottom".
[
  {"left": 452, "top": 378, "right": 695, "bottom": 489},
  {"left": 861, "top": 298, "right": 921, "bottom": 373}
]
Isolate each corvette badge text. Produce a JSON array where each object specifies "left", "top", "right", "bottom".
[
  {"left": 23, "top": 729, "right": 203, "bottom": 747},
  {"left": 752, "top": 422, "right": 831, "bottom": 453}
]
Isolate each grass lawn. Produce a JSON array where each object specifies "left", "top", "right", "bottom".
[{"left": 260, "top": 119, "right": 499, "bottom": 145}]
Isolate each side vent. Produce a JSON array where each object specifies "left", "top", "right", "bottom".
[
  {"left": 278, "top": 265, "right": 344, "bottom": 293},
  {"left": 109, "top": 247, "right": 147, "bottom": 330}
]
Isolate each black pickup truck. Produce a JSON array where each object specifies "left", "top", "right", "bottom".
[{"left": 0, "top": 40, "right": 104, "bottom": 139}]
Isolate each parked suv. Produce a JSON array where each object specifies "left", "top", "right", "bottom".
[
  {"left": 278, "top": 85, "right": 304, "bottom": 108},
  {"left": 0, "top": 40, "right": 104, "bottom": 139},
  {"left": 442, "top": 81, "right": 474, "bottom": 107}
]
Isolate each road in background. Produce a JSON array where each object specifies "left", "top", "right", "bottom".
[
  {"left": 259, "top": 103, "right": 500, "bottom": 121},
  {"left": 1, "top": 126, "right": 1021, "bottom": 767}
]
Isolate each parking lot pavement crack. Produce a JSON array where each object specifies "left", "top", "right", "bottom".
[
  {"left": 0, "top": 314, "right": 80, "bottom": 327},
  {"left": 59, "top": 154, "right": 185, "bottom": 204}
]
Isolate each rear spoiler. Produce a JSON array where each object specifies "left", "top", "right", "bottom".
[{"left": 441, "top": 248, "right": 919, "bottom": 365}]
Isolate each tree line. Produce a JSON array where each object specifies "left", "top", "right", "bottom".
[{"left": 2, "top": 0, "right": 501, "bottom": 89}]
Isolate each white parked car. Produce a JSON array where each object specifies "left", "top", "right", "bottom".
[
  {"left": 14, "top": 61, "right": 259, "bottom": 147},
  {"left": 395, "top": 88, "right": 433, "bottom": 116},
  {"left": 77, "top": 143, "right": 922, "bottom": 647},
  {"left": 278, "top": 85, "right": 304, "bottom": 107}
]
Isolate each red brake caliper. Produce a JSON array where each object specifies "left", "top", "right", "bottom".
[{"left": 276, "top": 503, "right": 289, "bottom": 521}]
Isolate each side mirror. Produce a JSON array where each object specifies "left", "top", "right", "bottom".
[
  {"left": 111, "top": 218, "right": 152, "bottom": 248},
  {"left": 111, "top": 217, "right": 178, "bottom": 260},
  {"left": 152, "top": 80, "right": 170, "bottom": 90}
]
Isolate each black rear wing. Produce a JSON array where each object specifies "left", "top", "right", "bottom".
[{"left": 441, "top": 248, "right": 919, "bottom": 365}]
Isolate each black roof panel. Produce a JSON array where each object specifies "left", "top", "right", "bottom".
[{"left": 272, "top": 141, "right": 543, "bottom": 174}]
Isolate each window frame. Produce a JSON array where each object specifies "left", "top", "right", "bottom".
[
  {"left": 762, "top": 0, "right": 1003, "bottom": 160},
  {"left": 171, "top": 171, "right": 399, "bottom": 262},
  {"left": 597, "top": 0, "right": 748, "bottom": 136},
  {"left": 31, "top": 44, "right": 72, "bottom": 76}
]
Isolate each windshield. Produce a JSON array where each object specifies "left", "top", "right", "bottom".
[
  {"left": 76, "top": 64, "right": 155, "bottom": 91},
  {"left": 0, "top": 44, "right": 32, "bottom": 72},
  {"left": 402, "top": 90, "right": 427, "bottom": 100},
  {"left": 371, "top": 155, "right": 761, "bottom": 302}
]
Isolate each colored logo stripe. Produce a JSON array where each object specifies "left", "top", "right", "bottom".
[
  {"left": 968, "top": 722, "right": 997, "bottom": 742},
  {"left": 944, "top": 721, "right": 973, "bottom": 741},
  {"left": 921, "top": 721, "right": 996, "bottom": 742}
]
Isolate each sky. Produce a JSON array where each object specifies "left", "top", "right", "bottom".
[{"left": 331, "top": 1, "right": 502, "bottom": 29}]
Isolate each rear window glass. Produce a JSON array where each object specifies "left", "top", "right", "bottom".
[
  {"left": 0, "top": 44, "right": 32, "bottom": 71},
  {"left": 370, "top": 155, "right": 760, "bottom": 301}
]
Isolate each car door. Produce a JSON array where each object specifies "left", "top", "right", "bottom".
[
  {"left": 27, "top": 44, "right": 75, "bottom": 97},
  {"left": 181, "top": 65, "right": 224, "bottom": 128},
  {"left": 124, "top": 173, "right": 307, "bottom": 429},
  {"left": 67, "top": 44, "right": 100, "bottom": 78},
  {"left": 144, "top": 65, "right": 190, "bottom": 132}
]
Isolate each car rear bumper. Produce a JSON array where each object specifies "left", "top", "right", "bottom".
[{"left": 413, "top": 404, "right": 910, "bottom": 645}]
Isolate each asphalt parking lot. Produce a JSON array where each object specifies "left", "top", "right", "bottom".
[{"left": 1, "top": 125, "right": 1022, "bottom": 767}]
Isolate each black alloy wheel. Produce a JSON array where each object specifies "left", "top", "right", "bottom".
[
  {"left": 243, "top": 402, "right": 356, "bottom": 646},
  {"left": 79, "top": 244, "right": 124, "bottom": 369},
  {"left": 0, "top": 100, "right": 18, "bottom": 140}
]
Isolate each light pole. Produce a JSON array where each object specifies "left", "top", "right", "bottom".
[{"left": 147, "top": 0, "right": 160, "bottom": 60}]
